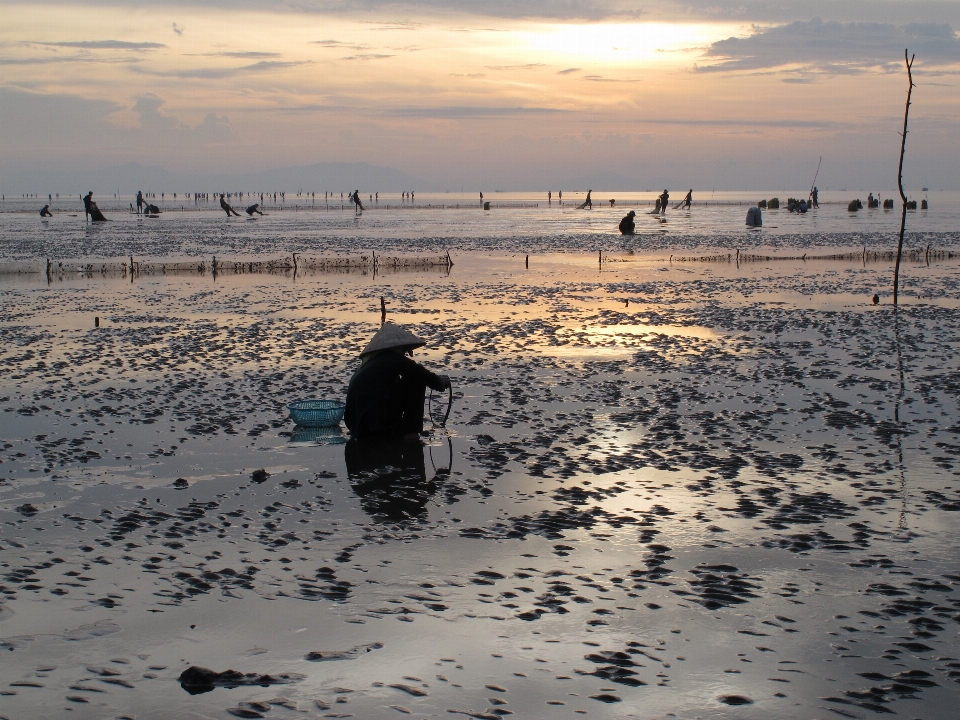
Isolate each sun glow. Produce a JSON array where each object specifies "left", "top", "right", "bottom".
[{"left": 518, "top": 23, "right": 736, "bottom": 66}]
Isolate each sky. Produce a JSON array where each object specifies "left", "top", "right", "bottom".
[{"left": 1, "top": 1, "right": 959, "bottom": 192}]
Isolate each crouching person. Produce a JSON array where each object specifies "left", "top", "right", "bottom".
[{"left": 344, "top": 322, "right": 450, "bottom": 439}]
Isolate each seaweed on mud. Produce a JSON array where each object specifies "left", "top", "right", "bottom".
[{"left": 672, "top": 564, "right": 762, "bottom": 610}]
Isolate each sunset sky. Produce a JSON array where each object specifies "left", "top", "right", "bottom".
[{"left": 1, "top": 1, "right": 959, "bottom": 191}]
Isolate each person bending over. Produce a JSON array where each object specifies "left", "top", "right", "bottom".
[
  {"left": 618, "top": 210, "right": 636, "bottom": 235},
  {"left": 345, "top": 322, "right": 450, "bottom": 439},
  {"left": 220, "top": 194, "right": 241, "bottom": 216}
]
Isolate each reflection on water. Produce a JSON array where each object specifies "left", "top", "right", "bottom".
[
  {"left": 344, "top": 437, "right": 452, "bottom": 522},
  {"left": 289, "top": 424, "right": 347, "bottom": 445}
]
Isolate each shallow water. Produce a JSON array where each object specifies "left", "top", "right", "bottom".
[
  {"left": 1, "top": 191, "right": 959, "bottom": 264},
  {"left": 1, "top": 232, "right": 959, "bottom": 718}
]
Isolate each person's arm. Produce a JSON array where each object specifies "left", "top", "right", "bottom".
[{"left": 400, "top": 355, "right": 449, "bottom": 391}]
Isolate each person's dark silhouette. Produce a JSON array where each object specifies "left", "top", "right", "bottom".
[
  {"left": 136, "top": 190, "right": 144, "bottom": 215},
  {"left": 658, "top": 189, "right": 669, "bottom": 213},
  {"left": 578, "top": 190, "right": 592, "bottom": 210},
  {"left": 811, "top": 187, "right": 819, "bottom": 208},
  {"left": 220, "top": 194, "right": 240, "bottom": 216},
  {"left": 345, "top": 438, "right": 444, "bottom": 523},
  {"left": 39, "top": 205, "right": 53, "bottom": 217},
  {"left": 681, "top": 189, "right": 692, "bottom": 209},
  {"left": 618, "top": 210, "right": 636, "bottom": 235},
  {"left": 351, "top": 190, "right": 364, "bottom": 212},
  {"left": 344, "top": 322, "right": 450, "bottom": 439},
  {"left": 246, "top": 203, "right": 263, "bottom": 216},
  {"left": 83, "top": 191, "right": 107, "bottom": 221}
]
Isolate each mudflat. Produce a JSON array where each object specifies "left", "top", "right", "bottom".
[{"left": 1, "top": 249, "right": 958, "bottom": 719}]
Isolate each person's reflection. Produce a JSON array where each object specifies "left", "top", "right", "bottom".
[{"left": 345, "top": 438, "right": 445, "bottom": 522}]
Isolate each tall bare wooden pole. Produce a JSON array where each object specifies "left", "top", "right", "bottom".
[{"left": 893, "top": 49, "right": 915, "bottom": 306}]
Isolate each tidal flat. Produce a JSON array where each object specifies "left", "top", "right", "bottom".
[{"left": 1, "top": 251, "right": 959, "bottom": 720}]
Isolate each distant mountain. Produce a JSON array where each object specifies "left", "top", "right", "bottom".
[
  {"left": 555, "top": 170, "right": 696, "bottom": 194},
  {"left": 556, "top": 171, "right": 644, "bottom": 192},
  {"left": 246, "top": 162, "right": 430, "bottom": 193}
]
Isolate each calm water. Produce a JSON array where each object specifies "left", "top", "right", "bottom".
[
  {"left": 1, "top": 190, "right": 958, "bottom": 263},
  {"left": 1, "top": 202, "right": 958, "bottom": 719}
]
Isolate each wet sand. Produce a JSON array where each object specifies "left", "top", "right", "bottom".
[{"left": 1, "top": 252, "right": 958, "bottom": 719}]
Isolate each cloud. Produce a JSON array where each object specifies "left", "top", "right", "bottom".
[
  {"left": 191, "top": 51, "right": 283, "bottom": 58},
  {"left": 583, "top": 75, "right": 638, "bottom": 82},
  {"left": 484, "top": 63, "right": 545, "bottom": 70},
  {"left": 358, "top": 20, "right": 423, "bottom": 30},
  {"left": 33, "top": 40, "right": 165, "bottom": 50},
  {"left": 130, "top": 94, "right": 236, "bottom": 141},
  {"left": 386, "top": 105, "right": 567, "bottom": 118},
  {"left": 0, "top": 55, "right": 134, "bottom": 65},
  {"left": 637, "top": 117, "right": 851, "bottom": 129},
  {"left": 172, "top": 23, "right": 184, "bottom": 36},
  {"left": 678, "top": 1, "right": 960, "bottom": 26},
  {"left": 312, "top": 39, "right": 371, "bottom": 50},
  {"left": 339, "top": 54, "right": 394, "bottom": 60},
  {"left": 130, "top": 60, "right": 310, "bottom": 79},
  {"left": 558, "top": 67, "right": 581, "bottom": 74},
  {"left": 698, "top": 18, "right": 960, "bottom": 74}
]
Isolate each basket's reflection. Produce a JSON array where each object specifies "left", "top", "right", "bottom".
[{"left": 289, "top": 424, "right": 347, "bottom": 445}]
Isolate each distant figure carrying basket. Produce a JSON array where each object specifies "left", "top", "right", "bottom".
[{"left": 83, "top": 191, "right": 107, "bottom": 222}]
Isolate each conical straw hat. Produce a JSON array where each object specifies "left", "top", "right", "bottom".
[{"left": 360, "top": 322, "right": 426, "bottom": 357}]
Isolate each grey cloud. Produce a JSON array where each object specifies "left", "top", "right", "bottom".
[
  {"left": 312, "top": 40, "right": 371, "bottom": 50},
  {"left": 679, "top": 1, "right": 960, "bottom": 26},
  {"left": 33, "top": 40, "right": 166, "bottom": 50},
  {"left": 190, "top": 51, "right": 283, "bottom": 58},
  {"left": 637, "top": 117, "right": 851, "bottom": 129},
  {"left": 583, "top": 74, "right": 638, "bottom": 82},
  {"left": 558, "top": 67, "right": 581, "bottom": 74},
  {"left": 132, "top": 94, "right": 236, "bottom": 140},
  {"left": 339, "top": 54, "right": 394, "bottom": 60},
  {"left": 172, "top": 23, "right": 185, "bottom": 36},
  {"left": 130, "top": 60, "right": 310, "bottom": 79},
  {"left": 21, "top": 1, "right": 960, "bottom": 24},
  {"left": 0, "top": 55, "right": 135, "bottom": 65},
  {"left": 698, "top": 18, "right": 960, "bottom": 74}
]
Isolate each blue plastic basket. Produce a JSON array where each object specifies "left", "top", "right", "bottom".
[{"left": 288, "top": 399, "right": 345, "bottom": 428}]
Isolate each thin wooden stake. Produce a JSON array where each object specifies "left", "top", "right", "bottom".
[{"left": 894, "top": 49, "right": 916, "bottom": 306}]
